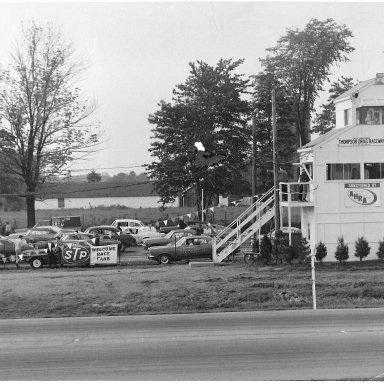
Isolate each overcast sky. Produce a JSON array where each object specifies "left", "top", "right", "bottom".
[{"left": 0, "top": 1, "right": 383, "bottom": 176}]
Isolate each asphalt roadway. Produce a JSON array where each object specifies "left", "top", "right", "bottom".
[{"left": 1, "top": 308, "right": 384, "bottom": 380}]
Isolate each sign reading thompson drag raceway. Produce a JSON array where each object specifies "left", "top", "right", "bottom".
[
  {"left": 90, "top": 245, "right": 118, "bottom": 265},
  {"left": 345, "top": 183, "right": 381, "bottom": 207}
]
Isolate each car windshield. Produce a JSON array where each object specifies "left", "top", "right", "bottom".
[{"left": 165, "top": 231, "right": 175, "bottom": 239}]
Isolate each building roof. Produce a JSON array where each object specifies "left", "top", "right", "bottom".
[
  {"left": 299, "top": 126, "right": 352, "bottom": 151},
  {"left": 334, "top": 78, "right": 375, "bottom": 101},
  {"left": 36, "top": 181, "right": 157, "bottom": 199}
]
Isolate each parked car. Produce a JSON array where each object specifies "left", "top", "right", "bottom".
[
  {"left": 8, "top": 226, "right": 64, "bottom": 245},
  {"left": 143, "top": 229, "right": 196, "bottom": 250},
  {"left": 20, "top": 240, "right": 91, "bottom": 269},
  {"left": 147, "top": 235, "right": 239, "bottom": 264},
  {"left": 110, "top": 219, "right": 161, "bottom": 243},
  {"left": 0, "top": 238, "right": 33, "bottom": 260},
  {"left": 84, "top": 225, "right": 136, "bottom": 251},
  {"left": 14, "top": 216, "right": 82, "bottom": 235},
  {"left": 259, "top": 226, "right": 302, "bottom": 240},
  {"left": 58, "top": 231, "right": 121, "bottom": 250}
]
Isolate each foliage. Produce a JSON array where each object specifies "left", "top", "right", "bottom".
[
  {"left": 260, "top": 18, "right": 354, "bottom": 145},
  {"left": 377, "top": 238, "right": 384, "bottom": 261},
  {"left": 315, "top": 241, "right": 327, "bottom": 262},
  {"left": 272, "top": 230, "right": 288, "bottom": 264},
  {"left": 146, "top": 59, "right": 252, "bottom": 217},
  {"left": 354, "top": 236, "right": 370, "bottom": 262},
  {"left": 86, "top": 170, "right": 102, "bottom": 183},
  {"left": 312, "top": 76, "right": 357, "bottom": 134},
  {"left": 0, "top": 22, "right": 99, "bottom": 226},
  {"left": 251, "top": 68, "right": 298, "bottom": 190},
  {"left": 259, "top": 234, "right": 273, "bottom": 264},
  {"left": 335, "top": 236, "right": 349, "bottom": 263},
  {"left": 282, "top": 236, "right": 310, "bottom": 264}
]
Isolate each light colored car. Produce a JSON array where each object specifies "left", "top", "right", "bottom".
[{"left": 110, "top": 219, "right": 162, "bottom": 243}]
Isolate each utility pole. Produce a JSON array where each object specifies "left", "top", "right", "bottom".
[
  {"left": 252, "top": 109, "right": 258, "bottom": 251},
  {"left": 272, "top": 88, "right": 280, "bottom": 230}
]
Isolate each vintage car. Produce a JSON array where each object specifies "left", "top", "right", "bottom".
[
  {"left": 8, "top": 226, "right": 64, "bottom": 245},
  {"left": 110, "top": 219, "right": 161, "bottom": 243},
  {"left": 0, "top": 237, "right": 34, "bottom": 263},
  {"left": 143, "top": 229, "right": 196, "bottom": 250},
  {"left": 147, "top": 235, "right": 238, "bottom": 264},
  {"left": 20, "top": 240, "right": 92, "bottom": 269},
  {"left": 59, "top": 232, "right": 121, "bottom": 248},
  {"left": 84, "top": 225, "right": 136, "bottom": 251}
]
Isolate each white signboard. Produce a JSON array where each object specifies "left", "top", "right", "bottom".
[
  {"left": 90, "top": 245, "right": 118, "bottom": 265},
  {"left": 345, "top": 183, "right": 381, "bottom": 207}
]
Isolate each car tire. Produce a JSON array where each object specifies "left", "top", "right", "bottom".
[
  {"left": 158, "top": 254, "right": 171, "bottom": 265},
  {"left": 30, "top": 257, "right": 43, "bottom": 269}
]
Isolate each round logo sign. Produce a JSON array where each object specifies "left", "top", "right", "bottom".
[
  {"left": 347, "top": 188, "right": 377, "bottom": 205},
  {"left": 62, "top": 244, "right": 90, "bottom": 265}
]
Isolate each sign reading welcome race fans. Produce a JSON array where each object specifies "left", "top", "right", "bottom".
[
  {"left": 90, "top": 245, "right": 118, "bottom": 265},
  {"left": 345, "top": 183, "right": 381, "bottom": 207}
]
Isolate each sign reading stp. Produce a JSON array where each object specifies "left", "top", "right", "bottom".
[{"left": 62, "top": 244, "right": 90, "bottom": 265}]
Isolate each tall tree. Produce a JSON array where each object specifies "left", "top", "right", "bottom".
[
  {"left": 146, "top": 59, "right": 251, "bottom": 216},
  {"left": 312, "top": 76, "right": 357, "bottom": 135},
  {"left": 261, "top": 18, "right": 354, "bottom": 145},
  {"left": 0, "top": 22, "right": 99, "bottom": 226}
]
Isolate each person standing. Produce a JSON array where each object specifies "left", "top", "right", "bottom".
[
  {"left": 47, "top": 237, "right": 60, "bottom": 269},
  {"left": 14, "top": 235, "right": 27, "bottom": 269},
  {"left": 5, "top": 222, "right": 12, "bottom": 236}
]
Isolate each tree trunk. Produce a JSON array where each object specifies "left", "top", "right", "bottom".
[{"left": 26, "top": 195, "right": 36, "bottom": 228}]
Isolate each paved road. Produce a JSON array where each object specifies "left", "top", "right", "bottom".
[{"left": 1, "top": 308, "right": 384, "bottom": 380}]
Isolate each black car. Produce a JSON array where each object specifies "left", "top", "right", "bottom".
[{"left": 84, "top": 226, "right": 136, "bottom": 251}]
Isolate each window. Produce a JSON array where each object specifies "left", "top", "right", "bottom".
[
  {"left": 344, "top": 109, "right": 350, "bottom": 126},
  {"left": 58, "top": 198, "right": 65, "bottom": 208},
  {"left": 364, "top": 163, "right": 384, "bottom": 179},
  {"left": 357, "top": 107, "right": 384, "bottom": 125},
  {"left": 326, "top": 163, "right": 360, "bottom": 180}
]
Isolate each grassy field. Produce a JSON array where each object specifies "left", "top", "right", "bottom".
[
  {"left": 2, "top": 259, "right": 384, "bottom": 319},
  {"left": 1, "top": 206, "right": 247, "bottom": 230}
]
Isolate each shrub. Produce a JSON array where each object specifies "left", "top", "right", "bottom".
[
  {"left": 315, "top": 241, "right": 327, "bottom": 262},
  {"left": 259, "top": 235, "right": 272, "bottom": 264},
  {"left": 335, "top": 236, "right": 349, "bottom": 263},
  {"left": 354, "top": 236, "right": 370, "bottom": 262},
  {"left": 377, "top": 238, "right": 384, "bottom": 261},
  {"left": 272, "top": 230, "right": 288, "bottom": 264},
  {"left": 283, "top": 236, "right": 310, "bottom": 264}
]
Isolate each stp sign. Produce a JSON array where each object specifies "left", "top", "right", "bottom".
[{"left": 62, "top": 244, "right": 90, "bottom": 265}]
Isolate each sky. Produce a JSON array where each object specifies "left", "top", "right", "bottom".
[{"left": 0, "top": 1, "right": 384, "bottom": 176}]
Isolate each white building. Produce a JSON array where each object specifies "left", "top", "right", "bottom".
[
  {"left": 35, "top": 181, "right": 179, "bottom": 210},
  {"left": 281, "top": 73, "right": 384, "bottom": 260}
]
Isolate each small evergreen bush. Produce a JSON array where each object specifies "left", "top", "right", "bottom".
[
  {"left": 377, "top": 238, "right": 384, "bottom": 261},
  {"left": 259, "top": 235, "right": 272, "bottom": 264},
  {"left": 335, "top": 236, "right": 349, "bottom": 263},
  {"left": 315, "top": 241, "right": 327, "bottom": 262},
  {"left": 272, "top": 230, "right": 288, "bottom": 264},
  {"left": 354, "top": 236, "right": 370, "bottom": 262}
]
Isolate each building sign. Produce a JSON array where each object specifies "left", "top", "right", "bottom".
[
  {"left": 90, "top": 245, "right": 118, "bottom": 265},
  {"left": 345, "top": 183, "right": 381, "bottom": 207},
  {"left": 338, "top": 137, "right": 384, "bottom": 146},
  {"left": 61, "top": 244, "right": 90, "bottom": 266}
]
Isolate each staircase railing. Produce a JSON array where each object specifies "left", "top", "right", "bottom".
[{"left": 213, "top": 187, "right": 275, "bottom": 262}]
